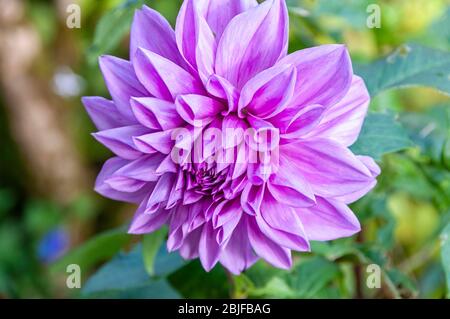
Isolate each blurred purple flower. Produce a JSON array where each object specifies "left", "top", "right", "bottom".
[{"left": 83, "top": 0, "right": 379, "bottom": 274}]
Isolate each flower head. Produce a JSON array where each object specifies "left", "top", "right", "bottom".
[{"left": 83, "top": 0, "right": 380, "bottom": 274}]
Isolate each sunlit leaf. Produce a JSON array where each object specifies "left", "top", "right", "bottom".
[
  {"left": 50, "top": 227, "right": 131, "bottom": 273},
  {"left": 82, "top": 243, "right": 184, "bottom": 298},
  {"left": 441, "top": 222, "right": 450, "bottom": 298},
  {"left": 142, "top": 227, "right": 167, "bottom": 276},
  {"left": 351, "top": 112, "right": 413, "bottom": 160},
  {"left": 87, "top": 0, "right": 146, "bottom": 65},
  {"left": 356, "top": 44, "right": 450, "bottom": 97}
]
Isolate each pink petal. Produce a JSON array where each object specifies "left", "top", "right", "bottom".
[
  {"left": 206, "top": 75, "right": 239, "bottom": 114},
  {"left": 219, "top": 220, "right": 258, "bottom": 275},
  {"left": 130, "top": 97, "right": 183, "bottom": 130},
  {"left": 296, "top": 197, "right": 361, "bottom": 241},
  {"left": 270, "top": 104, "right": 325, "bottom": 138},
  {"left": 239, "top": 64, "right": 296, "bottom": 118},
  {"left": 175, "top": 94, "right": 225, "bottom": 126},
  {"left": 279, "top": 44, "right": 352, "bottom": 108},
  {"left": 130, "top": 5, "right": 187, "bottom": 68},
  {"left": 305, "top": 76, "right": 370, "bottom": 146},
  {"left": 199, "top": 222, "right": 221, "bottom": 271},
  {"left": 133, "top": 48, "right": 204, "bottom": 101},
  {"left": 133, "top": 130, "right": 174, "bottom": 154},
  {"left": 95, "top": 157, "right": 152, "bottom": 204},
  {"left": 215, "top": 0, "right": 289, "bottom": 88},
  {"left": 93, "top": 125, "right": 149, "bottom": 160},
  {"left": 82, "top": 97, "right": 130, "bottom": 130},
  {"left": 128, "top": 198, "right": 169, "bottom": 234},
  {"left": 247, "top": 216, "right": 292, "bottom": 269},
  {"left": 205, "top": 0, "right": 258, "bottom": 38},
  {"left": 281, "top": 138, "right": 374, "bottom": 198},
  {"left": 99, "top": 56, "right": 147, "bottom": 121}
]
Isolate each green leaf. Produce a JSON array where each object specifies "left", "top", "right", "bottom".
[
  {"left": 82, "top": 244, "right": 184, "bottom": 298},
  {"left": 355, "top": 44, "right": 450, "bottom": 97},
  {"left": 440, "top": 222, "right": 450, "bottom": 298},
  {"left": 400, "top": 104, "right": 450, "bottom": 164},
  {"left": 82, "top": 243, "right": 185, "bottom": 298},
  {"left": 87, "top": 0, "right": 146, "bottom": 65},
  {"left": 289, "top": 256, "right": 340, "bottom": 298},
  {"left": 351, "top": 112, "right": 413, "bottom": 160},
  {"left": 142, "top": 227, "right": 167, "bottom": 276},
  {"left": 50, "top": 227, "right": 131, "bottom": 274}
]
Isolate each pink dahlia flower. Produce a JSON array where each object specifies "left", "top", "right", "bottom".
[{"left": 83, "top": 0, "right": 380, "bottom": 274}]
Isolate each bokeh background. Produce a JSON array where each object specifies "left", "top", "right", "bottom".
[{"left": 0, "top": 0, "right": 449, "bottom": 298}]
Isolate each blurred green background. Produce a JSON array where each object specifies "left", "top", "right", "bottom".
[{"left": 0, "top": 0, "right": 449, "bottom": 298}]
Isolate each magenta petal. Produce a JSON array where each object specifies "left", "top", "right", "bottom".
[
  {"left": 99, "top": 55, "right": 147, "bottom": 121},
  {"left": 199, "top": 222, "right": 221, "bottom": 271},
  {"left": 279, "top": 44, "right": 352, "bottom": 108},
  {"left": 247, "top": 216, "right": 292, "bottom": 269},
  {"left": 267, "top": 152, "right": 315, "bottom": 208},
  {"left": 146, "top": 173, "right": 176, "bottom": 211},
  {"left": 133, "top": 130, "right": 174, "bottom": 155},
  {"left": 239, "top": 64, "right": 296, "bottom": 118},
  {"left": 296, "top": 197, "right": 360, "bottom": 241},
  {"left": 257, "top": 195, "right": 310, "bottom": 251},
  {"left": 305, "top": 76, "right": 370, "bottom": 146},
  {"left": 215, "top": 0, "right": 289, "bottom": 88},
  {"left": 179, "top": 227, "right": 202, "bottom": 259},
  {"left": 130, "top": 5, "right": 186, "bottom": 68},
  {"left": 205, "top": 0, "right": 258, "bottom": 39},
  {"left": 82, "top": 97, "right": 130, "bottom": 130},
  {"left": 333, "top": 156, "right": 380, "bottom": 203},
  {"left": 241, "top": 183, "right": 265, "bottom": 215},
  {"left": 134, "top": 48, "right": 204, "bottom": 101},
  {"left": 95, "top": 157, "right": 152, "bottom": 204},
  {"left": 219, "top": 220, "right": 258, "bottom": 275},
  {"left": 281, "top": 138, "right": 374, "bottom": 198},
  {"left": 221, "top": 114, "right": 247, "bottom": 149},
  {"left": 175, "top": 94, "right": 225, "bottom": 126},
  {"left": 194, "top": 13, "right": 217, "bottom": 85},
  {"left": 128, "top": 198, "right": 169, "bottom": 234},
  {"left": 113, "top": 154, "right": 165, "bottom": 182},
  {"left": 206, "top": 75, "right": 239, "bottom": 114},
  {"left": 93, "top": 125, "right": 149, "bottom": 160},
  {"left": 130, "top": 97, "right": 183, "bottom": 130},
  {"left": 270, "top": 104, "right": 325, "bottom": 138}
]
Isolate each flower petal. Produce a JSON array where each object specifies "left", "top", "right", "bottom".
[
  {"left": 134, "top": 48, "right": 204, "bottom": 101},
  {"left": 279, "top": 44, "right": 352, "bottom": 108},
  {"left": 239, "top": 64, "right": 296, "bottom": 118},
  {"left": 93, "top": 125, "right": 149, "bottom": 160},
  {"left": 296, "top": 197, "right": 360, "bottom": 241},
  {"left": 175, "top": 94, "right": 225, "bottom": 126},
  {"left": 95, "top": 157, "right": 152, "bottom": 204},
  {"left": 99, "top": 56, "right": 147, "bottom": 121},
  {"left": 113, "top": 154, "right": 165, "bottom": 182},
  {"left": 206, "top": 75, "right": 239, "bottom": 114},
  {"left": 130, "top": 5, "right": 186, "bottom": 68},
  {"left": 82, "top": 97, "right": 129, "bottom": 130},
  {"left": 332, "top": 155, "right": 380, "bottom": 203},
  {"left": 219, "top": 219, "right": 258, "bottom": 275},
  {"left": 215, "top": 0, "right": 289, "bottom": 88},
  {"left": 247, "top": 216, "right": 292, "bottom": 269},
  {"left": 199, "top": 221, "right": 221, "bottom": 271},
  {"left": 130, "top": 97, "right": 183, "bottom": 130},
  {"left": 133, "top": 130, "right": 174, "bottom": 154},
  {"left": 128, "top": 198, "right": 169, "bottom": 234},
  {"left": 281, "top": 138, "right": 375, "bottom": 198},
  {"left": 257, "top": 194, "right": 310, "bottom": 251},
  {"left": 305, "top": 76, "right": 370, "bottom": 146},
  {"left": 270, "top": 104, "right": 325, "bottom": 138}
]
